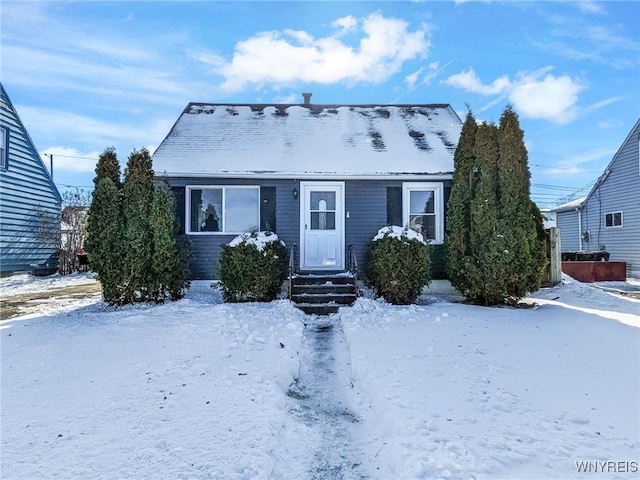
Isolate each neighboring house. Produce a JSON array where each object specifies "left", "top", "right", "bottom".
[
  {"left": 552, "top": 196, "right": 586, "bottom": 251},
  {"left": 553, "top": 119, "right": 640, "bottom": 278},
  {"left": 152, "top": 96, "right": 462, "bottom": 280},
  {"left": 0, "top": 82, "right": 62, "bottom": 275}
]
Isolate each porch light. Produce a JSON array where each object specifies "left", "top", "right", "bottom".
[{"left": 292, "top": 187, "right": 298, "bottom": 199}]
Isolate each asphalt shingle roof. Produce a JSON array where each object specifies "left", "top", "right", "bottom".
[{"left": 152, "top": 103, "right": 462, "bottom": 178}]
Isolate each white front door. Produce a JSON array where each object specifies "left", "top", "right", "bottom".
[{"left": 300, "top": 182, "right": 345, "bottom": 270}]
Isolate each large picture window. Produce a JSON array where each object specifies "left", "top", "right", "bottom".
[
  {"left": 605, "top": 211, "right": 623, "bottom": 228},
  {"left": 402, "top": 182, "right": 444, "bottom": 243},
  {"left": 187, "top": 186, "right": 259, "bottom": 234},
  {"left": 0, "top": 127, "right": 8, "bottom": 170}
]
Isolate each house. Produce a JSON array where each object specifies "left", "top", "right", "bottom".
[
  {"left": 152, "top": 95, "right": 462, "bottom": 280},
  {"left": 554, "top": 119, "right": 640, "bottom": 278},
  {"left": 0, "top": 82, "right": 62, "bottom": 276},
  {"left": 552, "top": 196, "right": 586, "bottom": 251}
]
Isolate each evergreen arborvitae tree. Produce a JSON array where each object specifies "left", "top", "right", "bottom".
[
  {"left": 149, "top": 182, "right": 191, "bottom": 302},
  {"left": 497, "top": 106, "right": 546, "bottom": 299},
  {"left": 445, "top": 109, "right": 478, "bottom": 295},
  {"left": 446, "top": 105, "right": 547, "bottom": 305},
  {"left": 85, "top": 177, "right": 123, "bottom": 304},
  {"left": 85, "top": 148, "right": 124, "bottom": 304},
  {"left": 121, "top": 148, "right": 155, "bottom": 303},
  {"left": 93, "top": 146, "right": 122, "bottom": 190},
  {"left": 466, "top": 122, "right": 510, "bottom": 304}
]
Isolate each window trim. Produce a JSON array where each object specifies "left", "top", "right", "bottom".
[
  {"left": 185, "top": 185, "right": 260, "bottom": 235},
  {"left": 402, "top": 182, "right": 444, "bottom": 244},
  {"left": 604, "top": 211, "right": 623, "bottom": 229},
  {"left": 0, "top": 126, "right": 8, "bottom": 170}
]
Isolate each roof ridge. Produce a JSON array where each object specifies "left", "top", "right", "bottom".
[{"left": 184, "top": 102, "right": 452, "bottom": 112}]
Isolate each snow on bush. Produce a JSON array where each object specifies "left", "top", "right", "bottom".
[
  {"left": 373, "top": 225, "right": 426, "bottom": 244},
  {"left": 367, "top": 225, "right": 431, "bottom": 305},
  {"left": 228, "top": 231, "right": 285, "bottom": 252},
  {"left": 218, "top": 231, "right": 287, "bottom": 302}
]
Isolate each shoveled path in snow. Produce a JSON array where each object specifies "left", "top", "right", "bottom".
[{"left": 271, "top": 315, "right": 367, "bottom": 480}]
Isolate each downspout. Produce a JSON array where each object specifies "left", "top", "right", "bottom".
[{"left": 577, "top": 206, "right": 583, "bottom": 251}]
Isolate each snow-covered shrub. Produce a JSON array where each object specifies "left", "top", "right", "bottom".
[
  {"left": 367, "top": 226, "right": 431, "bottom": 305},
  {"left": 218, "top": 231, "right": 287, "bottom": 302}
]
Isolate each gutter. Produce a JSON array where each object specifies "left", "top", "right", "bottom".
[{"left": 577, "top": 205, "right": 583, "bottom": 251}]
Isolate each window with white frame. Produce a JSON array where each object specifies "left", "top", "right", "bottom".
[
  {"left": 403, "top": 182, "right": 444, "bottom": 243},
  {"left": 187, "top": 186, "right": 259, "bottom": 234},
  {"left": 605, "top": 211, "right": 623, "bottom": 228},
  {"left": 0, "top": 127, "right": 8, "bottom": 170}
]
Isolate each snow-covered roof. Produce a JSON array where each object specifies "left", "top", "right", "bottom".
[
  {"left": 152, "top": 103, "right": 462, "bottom": 178},
  {"left": 552, "top": 196, "right": 587, "bottom": 213}
]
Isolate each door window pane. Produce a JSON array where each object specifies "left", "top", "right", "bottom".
[
  {"left": 311, "top": 212, "right": 336, "bottom": 230},
  {"left": 310, "top": 191, "right": 336, "bottom": 211}
]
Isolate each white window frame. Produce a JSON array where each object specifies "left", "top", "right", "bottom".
[
  {"left": 186, "top": 185, "right": 260, "bottom": 235},
  {"left": 402, "top": 182, "right": 444, "bottom": 244},
  {"left": 604, "top": 211, "right": 623, "bottom": 228},
  {"left": 0, "top": 126, "right": 8, "bottom": 170}
]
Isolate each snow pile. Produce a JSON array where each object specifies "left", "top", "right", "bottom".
[
  {"left": 227, "top": 231, "right": 285, "bottom": 252},
  {"left": 0, "top": 271, "right": 96, "bottom": 296},
  {"left": 373, "top": 225, "right": 426, "bottom": 244},
  {"left": 2, "top": 274, "right": 638, "bottom": 479},
  {"left": 342, "top": 280, "right": 640, "bottom": 479},
  {"left": 1, "top": 285, "right": 306, "bottom": 480}
]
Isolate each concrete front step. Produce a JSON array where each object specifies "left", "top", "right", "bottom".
[
  {"left": 291, "top": 293, "right": 357, "bottom": 305},
  {"left": 291, "top": 284, "right": 355, "bottom": 295},
  {"left": 290, "top": 273, "right": 357, "bottom": 315},
  {"left": 292, "top": 274, "right": 356, "bottom": 286}
]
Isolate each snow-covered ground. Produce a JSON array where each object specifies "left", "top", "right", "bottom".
[{"left": 1, "top": 274, "right": 638, "bottom": 479}]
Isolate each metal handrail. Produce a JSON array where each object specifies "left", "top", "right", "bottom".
[
  {"left": 288, "top": 242, "right": 297, "bottom": 300},
  {"left": 348, "top": 243, "right": 359, "bottom": 298}
]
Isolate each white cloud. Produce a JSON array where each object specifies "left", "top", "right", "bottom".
[
  {"left": 510, "top": 73, "right": 583, "bottom": 124},
  {"left": 18, "top": 105, "right": 174, "bottom": 162},
  {"left": 333, "top": 15, "right": 357, "bottom": 33},
  {"left": 575, "top": 1, "right": 605, "bottom": 15},
  {"left": 273, "top": 93, "right": 297, "bottom": 104},
  {"left": 405, "top": 67, "right": 425, "bottom": 89},
  {"left": 445, "top": 68, "right": 511, "bottom": 95},
  {"left": 543, "top": 147, "right": 616, "bottom": 177},
  {"left": 212, "top": 13, "right": 430, "bottom": 91},
  {"left": 445, "top": 67, "right": 584, "bottom": 124}
]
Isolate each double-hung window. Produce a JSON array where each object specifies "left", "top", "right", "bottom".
[
  {"left": 187, "top": 186, "right": 259, "bottom": 234},
  {"left": 605, "top": 211, "right": 623, "bottom": 228},
  {"left": 403, "top": 182, "right": 444, "bottom": 243},
  {"left": 0, "top": 127, "right": 8, "bottom": 170}
]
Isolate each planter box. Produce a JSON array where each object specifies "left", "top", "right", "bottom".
[{"left": 562, "top": 261, "right": 626, "bottom": 283}]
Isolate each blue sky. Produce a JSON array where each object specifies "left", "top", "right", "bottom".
[{"left": 2, "top": 1, "right": 638, "bottom": 208}]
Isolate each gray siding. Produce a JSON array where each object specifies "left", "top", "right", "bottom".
[
  {"left": 580, "top": 120, "right": 640, "bottom": 277},
  {"left": 0, "top": 84, "right": 61, "bottom": 274},
  {"left": 165, "top": 178, "right": 300, "bottom": 279},
  {"left": 161, "top": 177, "right": 450, "bottom": 280},
  {"left": 345, "top": 179, "right": 395, "bottom": 276},
  {"left": 556, "top": 210, "right": 581, "bottom": 251}
]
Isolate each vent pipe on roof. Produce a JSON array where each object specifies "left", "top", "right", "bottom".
[{"left": 302, "top": 92, "right": 312, "bottom": 105}]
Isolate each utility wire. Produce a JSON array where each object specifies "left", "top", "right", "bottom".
[{"left": 40, "top": 153, "right": 98, "bottom": 161}]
